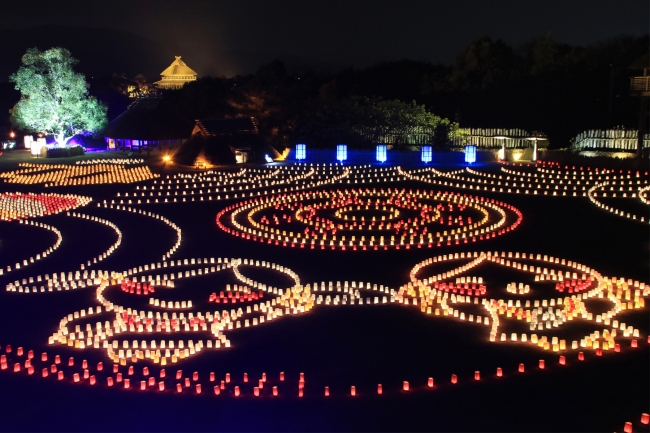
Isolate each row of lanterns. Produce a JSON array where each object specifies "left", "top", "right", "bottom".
[
  {"left": 121, "top": 164, "right": 348, "bottom": 205},
  {"left": 116, "top": 165, "right": 408, "bottom": 206},
  {"left": 75, "top": 159, "right": 145, "bottom": 165},
  {"left": 293, "top": 143, "right": 478, "bottom": 165},
  {"left": 1, "top": 337, "right": 649, "bottom": 398},
  {"left": 403, "top": 162, "right": 648, "bottom": 200}
]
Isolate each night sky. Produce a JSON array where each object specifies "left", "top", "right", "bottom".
[{"left": 1, "top": 0, "right": 649, "bottom": 77}]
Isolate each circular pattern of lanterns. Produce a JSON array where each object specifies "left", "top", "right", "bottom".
[{"left": 217, "top": 188, "right": 522, "bottom": 250}]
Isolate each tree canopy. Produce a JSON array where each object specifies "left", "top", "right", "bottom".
[{"left": 10, "top": 47, "right": 108, "bottom": 145}]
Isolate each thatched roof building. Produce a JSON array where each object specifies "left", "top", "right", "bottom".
[
  {"left": 173, "top": 117, "right": 280, "bottom": 167},
  {"left": 103, "top": 97, "right": 193, "bottom": 150}
]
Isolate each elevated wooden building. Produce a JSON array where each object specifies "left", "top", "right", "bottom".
[{"left": 154, "top": 56, "right": 198, "bottom": 90}]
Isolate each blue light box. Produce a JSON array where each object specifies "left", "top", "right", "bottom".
[
  {"left": 376, "top": 144, "right": 387, "bottom": 162},
  {"left": 295, "top": 143, "right": 306, "bottom": 160},
  {"left": 421, "top": 146, "right": 432, "bottom": 163},
  {"left": 465, "top": 145, "right": 476, "bottom": 164},
  {"left": 337, "top": 144, "right": 347, "bottom": 162}
]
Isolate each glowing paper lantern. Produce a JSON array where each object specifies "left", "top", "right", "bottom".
[
  {"left": 336, "top": 144, "right": 347, "bottom": 163},
  {"left": 295, "top": 144, "right": 306, "bottom": 161},
  {"left": 376, "top": 144, "right": 387, "bottom": 163},
  {"left": 464, "top": 145, "right": 476, "bottom": 164},
  {"left": 30, "top": 139, "right": 46, "bottom": 156},
  {"left": 264, "top": 155, "right": 273, "bottom": 163},
  {"left": 421, "top": 146, "right": 432, "bottom": 163}
]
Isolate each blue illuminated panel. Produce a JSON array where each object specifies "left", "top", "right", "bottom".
[
  {"left": 465, "top": 145, "right": 476, "bottom": 164},
  {"left": 421, "top": 145, "right": 432, "bottom": 163},
  {"left": 337, "top": 144, "right": 347, "bottom": 162},
  {"left": 295, "top": 143, "right": 306, "bottom": 160},
  {"left": 376, "top": 144, "right": 387, "bottom": 162}
]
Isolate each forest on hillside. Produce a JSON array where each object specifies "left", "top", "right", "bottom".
[{"left": 3, "top": 34, "right": 648, "bottom": 150}]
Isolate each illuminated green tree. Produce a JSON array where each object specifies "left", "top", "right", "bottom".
[{"left": 9, "top": 47, "right": 108, "bottom": 146}]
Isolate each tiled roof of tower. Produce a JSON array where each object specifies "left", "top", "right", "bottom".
[{"left": 160, "top": 56, "right": 198, "bottom": 76}]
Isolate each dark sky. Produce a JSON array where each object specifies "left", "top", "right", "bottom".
[{"left": 2, "top": 0, "right": 648, "bottom": 77}]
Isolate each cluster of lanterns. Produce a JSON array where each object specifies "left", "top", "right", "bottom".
[
  {"left": 0, "top": 192, "right": 90, "bottom": 221},
  {"left": 208, "top": 287, "right": 264, "bottom": 304},
  {"left": 1, "top": 249, "right": 648, "bottom": 398},
  {"left": 0, "top": 157, "right": 647, "bottom": 410},
  {"left": 217, "top": 188, "right": 522, "bottom": 250},
  {"left": 44, "top": 257, "right": 310, "bottom": 366},
  {"left": 0, "top": 162, "right": 158, "bottom": 186},
  {"left": 397, "top": 251, "right": 648, "bottom": 353}
]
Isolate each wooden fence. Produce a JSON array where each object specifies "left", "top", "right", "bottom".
[
  {"left": 301, "top": 126, "right": 545, "bottom": 149},
  {"left": 571, "top": 130, "right": 650, "bottom": 151}
]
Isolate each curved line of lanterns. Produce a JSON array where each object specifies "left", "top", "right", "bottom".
[{"left": 0, "top": 220, "right": 62, "bottom": 278}]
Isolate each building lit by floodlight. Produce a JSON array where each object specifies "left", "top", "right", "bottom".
[
  {"left": 295, "top": 143, "right": 306, "bottom": 161},
  {"left": 337, "top": 144, "right": 347, "bottom": 162},
  {"left": 376, "top": 144, "right": 387, "bottom": 163},
  {"left": 421, "top": 145, "right": 432, "bottom": 163},
  {"left": 465, "top": 145, "right": 476, "bottom": 164}
]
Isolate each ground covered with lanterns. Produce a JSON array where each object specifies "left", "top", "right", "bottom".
[{"left": 0, "top": 155, "right": 647, "bottom": 432}]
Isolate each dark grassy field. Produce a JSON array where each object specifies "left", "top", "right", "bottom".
[{"left": 0, "top": 157, "right": 647, "bottom": 432}]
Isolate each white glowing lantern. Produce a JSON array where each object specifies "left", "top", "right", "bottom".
[
  {"left": 24, "top": 135, "right": 33, "bottom": 149},
  {"left": 31, "top": 138, "right": 47, "bottom": 156}
]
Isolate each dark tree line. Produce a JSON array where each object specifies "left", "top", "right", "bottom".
[{"left": 88, "top": 33, "right": 648, "bottom": 150}]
